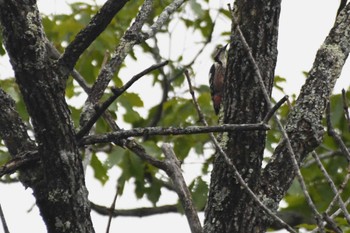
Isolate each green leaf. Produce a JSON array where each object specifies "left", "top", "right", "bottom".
[
  {"left": 106, "top": 147, "right": 126, "bottom": 168},
  {"left": 189, "top": 0, "right": 205, "bottom": 18},
  {"left": 0, "top": 41, "right": 5, "bottom": 55},
  {"left": 120, "top": 92, "right": 144, "bottom": 108},
  {"left": 173, "top": 136, "right": 192, "bottom": 160},
  {"left": 142, "top": 141, "right": 162, "bottom": 159},
  {"left": 118, "top": 150, "right": 144, "bottom": 185},
  {"left": 0, "top": 151, "right": 10, "bottom": 167},
  {"left": 189, "top": 177, "right": 208, "bottom": 210},
  {"left": 123, "top": 109, "right": 142, "bottom": 124},
  {"left": 90, "top": 153, "right": 109, "bottom": 185},
  {"left": 146, "top": 178, "right": 162, "bottom": 205}
]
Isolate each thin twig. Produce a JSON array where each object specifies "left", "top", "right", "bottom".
[
  {"left": 45, "top": 42, "right": 91, "bottom": 93},
  {"left": 161, "top": 144, "right": 202, "bottom": 233},
  {"left": 311, "top": 151, "right": 350, "bottom": 224},
  {"left": 79, "top": 123, "right": 270, "bottom": 146},
  {"left": 229, "top": 4, "right": 325, "bottom": 231},
  {"left": 322, "top": 213, "right": 342, "bottom": 233},
  {"left": 76, "top": 60, "right": 169, "bottom": 139},
  {"left": 263, "top": 95, "right": 289, "bottom": 123},
  {"left": 323, "top": 102, "right": 350, "bottom": 223},
  {"left": 0, "top": 204, "right": 10, "bottom": 233},
  {"left": 184, "top": 69, "right": 296, "bottom": 233},
  {"left": 106, "top": 185, "right": 120, "bottom": 233},
  {"left": 80, "top": 0, "right": 155, "bottom": 127},
  {"left": 326, "top": 102, "right": 350, "bottom": 161},
  {"left": 312, "top": 194, "right": 350, "bottom": 232},
  {"left": 144, "top": 39, "right": 169, "bottom": 131},
  {"left": 325, "top": 164, "right": 350, "bottom": 215},
  {"left": 341, "top": 89, "right": 350, "bottom": 131}
]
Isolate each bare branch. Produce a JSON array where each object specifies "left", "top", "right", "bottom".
[
  {"left": 45, "top": 41, "right": 91, "bottom": 93},
  {"left": 311, "top": 151, "right": 350, "bottom": 224},
  {"left": 326, "top": 102, "right": 350, "bottom": 161},
  {"left": 47, "top": 34, "right": 169, "bottom": 173},
  {"left": 79, "top": 123, "right": 270, "bottom": 146},
  {"left": 322, "top": 213, "right": 342, "bottom": 233},
  {"left": 342, "top": 89, "right": 350, "bottom": 131},
  {"left": 161, "top": 143, "right": 202, "bottom": 233},
  {"left": 0, "top": 151, "right": 39, "bottom": 178},
  {"left": 142, "top": 0, "right": 185, "bottom": 40},
  {"left": 76, "top": 60, "right": 169, "bottom": 139},
  {"left": 80, "top": 0, "right": 154, "bottom": 126},
  {"left": 0, "top": 204, "right": 10, "bottom": 233},
  {"left": 91, "top": 202, "right": 178, "bottom": 217},
  {"left": 263, "top": 95, "right": 289, "bottom": 123},
  {"left": 58, "top": 0, "right": 129, "bottom": 72},
  {"left": 323, "top": 103, "right": 350, "bottom": 223},
  {"left": 312, "top": 195, "right": 350, "bottom": 233},
  {"left": 106, "top": 185, "right": 120, "bottom": 233}
]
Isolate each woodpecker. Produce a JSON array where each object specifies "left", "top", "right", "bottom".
[{"left": 209, "top": 44, "right": 228, "bottom": 115}]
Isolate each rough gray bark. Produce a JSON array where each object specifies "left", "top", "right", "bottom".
[
  {"left": 0, "top": 1, "right": 94, "bottom": 232},
  {"left": 261, "top": 1, "right": 350, "bottom": 209},
  {"left": 205, "top": 1, "right": 350, "bottom": 233}
]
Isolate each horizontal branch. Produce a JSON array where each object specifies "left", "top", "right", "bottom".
[
  {"left": 0, "top": 151, "right": 39, "bottom": 178},
  {"left": 79, "top": 123, "right": 270, "bottom": 145},
  {"left": 91, "top": 201, "right": 311, "bottom": 230},
  {"left": 90, "top": 202, "right": 178, "bottom": 217}
]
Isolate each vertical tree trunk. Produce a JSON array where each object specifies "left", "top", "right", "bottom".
[
  {"left": 204, "top": 1, "right": 281, "bottom": 232},
  {"left": 0, "top": 1, "right": 94, "bottom": 232}
]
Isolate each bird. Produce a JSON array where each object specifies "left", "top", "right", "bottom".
[{"left": 209, "top": 44, "right": 228, "bottom": 115}]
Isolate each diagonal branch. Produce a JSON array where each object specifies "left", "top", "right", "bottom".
[
  {"left": 80, "top": 0, "right": 186, "bottom": 127},
  {"left": 76, "top": 60, "right": 169, "bottom": 139},
  {"left": 58, "top": 0, "right": 129, "bottom": 73},
  {"left": 0, "top": 88, "right": 40, "bottom": 186},
  {"left": 0, "top": 204, "right": 9, "bottom": 233},
  {"left": 161, "top": 144, "right": 202, "bottom": 233},
  {"left": 260, "top": 2, "right": 350, "bottom": 230},
  {"left": 80, "top": 0, "right": 155, "bottom": 127}
]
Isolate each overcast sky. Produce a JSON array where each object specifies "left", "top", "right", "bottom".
[{"left": 0, "top": 1, "right": 348, "bottom": 233}]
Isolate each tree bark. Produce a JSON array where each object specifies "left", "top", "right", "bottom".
[
  {"left": 204, "top": 0, "right": 281, "bottom": 232},
  {"left": 205, "top": 1, "right": 350, "bottom": 233},
  {"left": 261, "top": 1, "right": 350, "bottom": 210},
  {"left": 0, "top": 1, "right": 94, "bottom": 232}
]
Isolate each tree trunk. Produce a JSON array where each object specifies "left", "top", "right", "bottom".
[
  {"left": 0, "top": 1, "right": 94, "bottom": 232},
  {"left": 204, "top": 0, "right": 281, "bottom": 232},
  {"left": 204, "top": 1, "right": 350, "bottom": 232}
]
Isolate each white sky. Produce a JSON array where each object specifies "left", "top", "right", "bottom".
[{"left": 0, "top": 1, "right": 349, "bottom": 233}]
